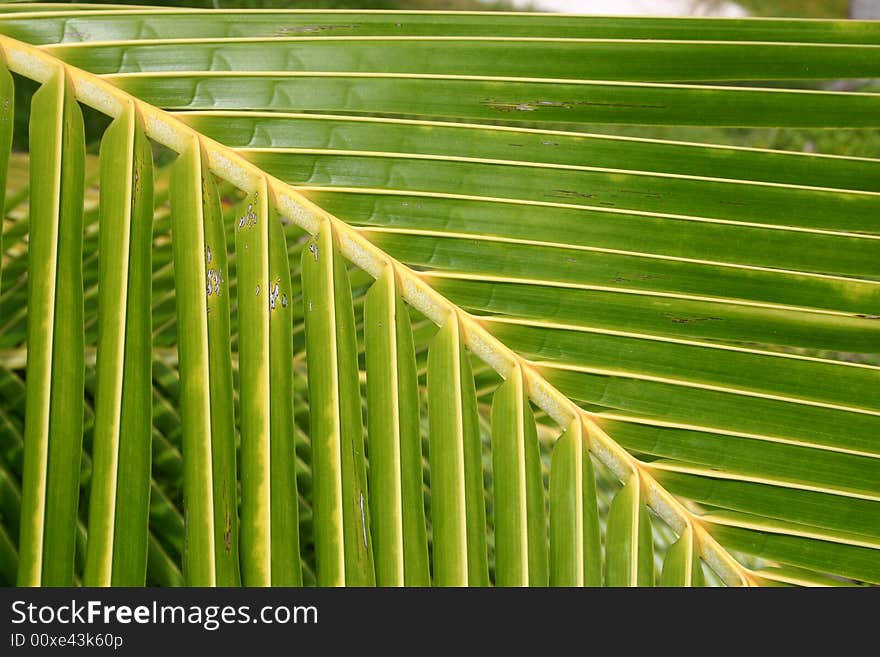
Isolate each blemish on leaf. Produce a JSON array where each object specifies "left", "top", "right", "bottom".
[
  {"left": 206, "top": 268, "right": 222, "bottom": 297},
  {"left": 238, "top": 201, "right": 259, "bottom": 230},
  {"left": 276, "top": 22, "right": 358, "bottom": 35},
  {"left": 309, "top": 242, "right": 319, "bottom": 261},
  {"left": 549, "top": 189, "right": 594, "bottom": 200},
  {"left": 269, "top": 278, "right": 281, "bottom": 310},
  {"left": 666, "top": 314, "right": 723, "bottom": 324}
]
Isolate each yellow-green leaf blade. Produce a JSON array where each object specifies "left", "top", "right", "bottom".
[
  {"left": 392, "top": 276, "right": 431, "bottom": 587},
  {"left": 235, "top": 182, "right": 271, "bottom": 586},
  {"left": 302, "top": 222, "right": 374, "bottom": 586},
  {"left": 169, "top": 140, "right": 216, "bottom": 586},
  {"left": 19, "top": 67, "right": 84, "bottom": 586},
  {"left": 85, "top": 102, "right": 153, "bottom": 586},
  {"left": 201, "top": 151, "right": 240, "bottom": 587},
  {"left": 659, "top": 524, "right": 704, "bottom": 587},
  {"left": 427, "top": 320, "right": 488, "bottom": 586},
  {"left": 301, "top": 224, "right": 344, "bottom": 586},
  {"left": 605, "top": 475, "right": 655, "bottom": 587},
  {"left": 523, "top": 392, "right": 548, "bottom": 586},
  {"left": 549, "top": 420, "right": 601, "bottom": 586},
  {"left": 267, "top": 207, "right": 301, "bottom": 586},
  {"left": 365, "top": 268, "right": 429, "bottom": 586},
  {"left": 491, "top": 367, "right": 548, "bottom": 586}
]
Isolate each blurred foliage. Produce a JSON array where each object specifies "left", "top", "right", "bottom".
[{"left": 735, "top": 0, "right": 850, "bottom": 18}]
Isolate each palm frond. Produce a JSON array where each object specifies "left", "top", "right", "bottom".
[{"left": 0, "top": 5, "right": 877, "bottom": 587}]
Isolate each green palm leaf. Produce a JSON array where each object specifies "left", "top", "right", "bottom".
[{"left": 0, "top": 5, "right": 877, "bottom": 587}]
